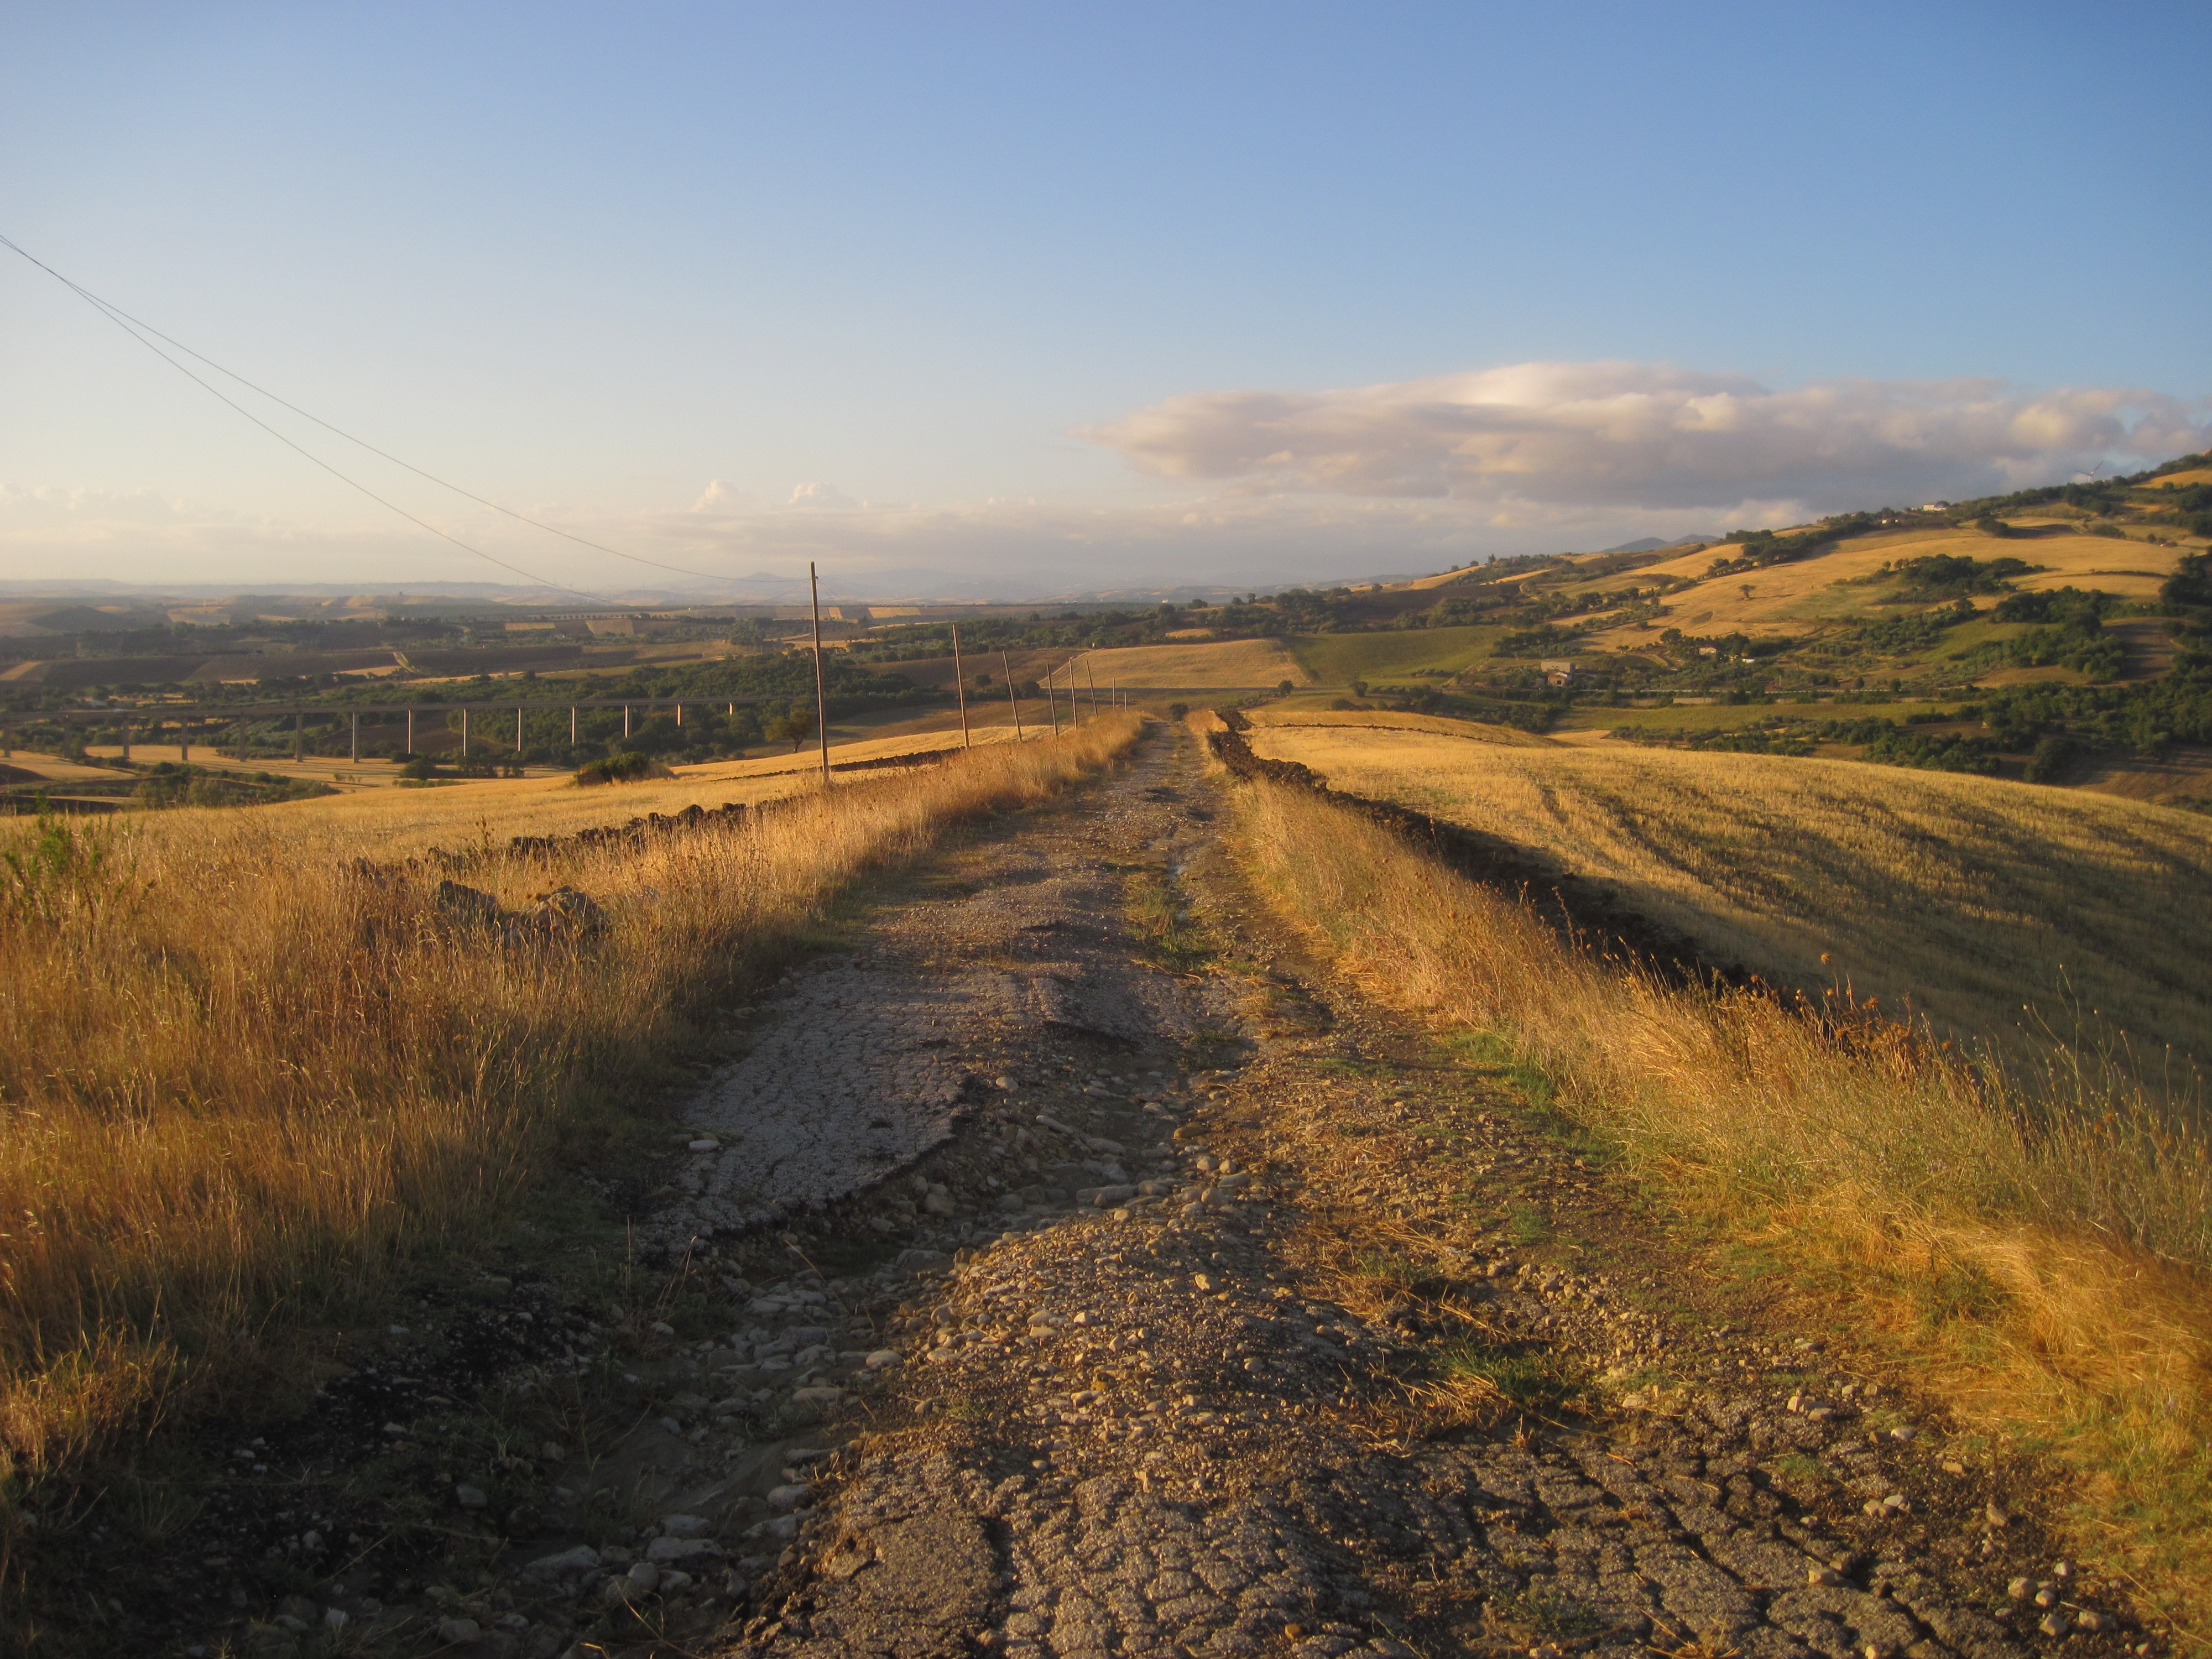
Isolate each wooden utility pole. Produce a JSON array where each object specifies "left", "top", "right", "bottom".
[
  {"left": 950, "top": 623, "right": 972, "bottom": 748},
  {"left": 1000, "top": 650, "right": 1023, "bottom": 739},
  {"left": 351, "top": 711, "right": 360, "bottom": 763},
  {"left": 1043, "top": 664, "right": 1060, "bottom": 735},
  {"left": 1085, "top": 656, "right": 1099, "bottom": 718},
  {"left": 810, "top": 561, "right": 832, "bottom": 789}
]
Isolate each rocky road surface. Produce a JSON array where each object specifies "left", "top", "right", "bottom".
[{"left": 200, "top": 726, "right": 2157, "bottom": 1659}]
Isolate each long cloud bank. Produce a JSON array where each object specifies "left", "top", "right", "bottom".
[
  {"left": 1081, "top": 361, "right": 2210, "bottom": 511},
  {"left": 7, "top": 361, "right": 2205, "bottom": 592}
]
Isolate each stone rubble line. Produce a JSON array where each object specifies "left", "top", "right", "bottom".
[{"left": 202, "top": 727, "right": 2150, "bottom": 1659}]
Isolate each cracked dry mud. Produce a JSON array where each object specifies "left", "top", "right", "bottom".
[{"left": 295, "top": 725, "right": 2153, "bottom": 1659}]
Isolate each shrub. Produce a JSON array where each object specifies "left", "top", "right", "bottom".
[
  {"left": 2024, "top": 734, "right": 2073, "bottom": 784},
  {"left": 572, "top": 752, "right": 665, "bottom": 786}
]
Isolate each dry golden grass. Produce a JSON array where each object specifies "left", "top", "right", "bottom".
[
  {"left": 212, "top": 760, "right": 826, "bottom": 859},
  {"left": 1244, "top": 707, "right": 1557, "bottom": 747},
  {"left": 680, "top": 722, "right": 1031, "bottom": 782},
  {"left": 1581, "top": 526, "right": 2182, "bottom": 648},
  {"left": 2146, "top": 468, "right": 2212, "bottom": 489},
  {"left": 1059, "top": 638, "right": 1313, "bottom": 688},
  {"left": 0, "top": 714, "right": 1143, "bottom": 1486},
  {"left": 1404, "top": 562, "right": 1488, "bottom": 590},
  {"left": 1227, "top": 775, "right": 2212, "bottom": 1619},
  {"left": 1246, "top": 727, "right": 2212, "bottom": 1070}
]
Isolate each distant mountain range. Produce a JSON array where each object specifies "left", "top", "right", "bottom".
[{"left": 0, "top": 534, "right": 1718, "bottom": 616}]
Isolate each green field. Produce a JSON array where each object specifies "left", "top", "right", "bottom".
[{"left": 1286, "top": 625, "right": 1504, "bottom": 684}]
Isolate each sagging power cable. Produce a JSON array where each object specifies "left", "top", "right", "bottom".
[{"left": 1, "top": 233, "right": 747, "bottom": 593}]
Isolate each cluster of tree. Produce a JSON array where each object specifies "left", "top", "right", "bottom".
[
  {"left": 2166, "top": 550, "right": 2212, "bottom": 617},
  {"left": 2159, "top": 483, "right": 2212, "bottom": 539},
  {"left": 1973, "top": 641, "right": 2212, "bottom": 754},
  {"left": 1979, "top": 587, "right": 2124, "bottom": 680},
  {"left": 1380, "top": 685, "right": 1561, "bottom": 731},
  {"left": 1613, "top": 714, "right": 2000, "bottom": 774},
  {"left": 128, "top": 764, "right": 338, "bottom": 807},
  {"left": 1876, "top": 553, "right": 2040, "bottom": 601},
  {"left": 1704, "top": 513, "right": 1879, "bottom": 577},
  {"left": 1938, "top": 449, "right": 2209, "bottom": 528},
  {"left": 1403, "top": 592, "right": 1514, "bottom": 628},
  {"left": 1846, "top": 599, "right": 1980, "bottom": 654}
]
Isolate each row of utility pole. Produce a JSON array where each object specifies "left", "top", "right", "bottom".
[
  {"left": 6, "top": 572, "right": 1135, "bottom": 780},
  {"left": 803, "top": 563, "right": 1127, "bottom": 784},
  {"left": 1, "top": 697, "right": 744, "bottom": 765}
]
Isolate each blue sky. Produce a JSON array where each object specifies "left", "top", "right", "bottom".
[{"left": 3, "top": 1, "right": 2206, "bottom": 596}]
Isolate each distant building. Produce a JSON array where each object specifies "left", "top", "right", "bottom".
[{"left": 1539, "top": 658, "right": 1577, "bottom": 675}]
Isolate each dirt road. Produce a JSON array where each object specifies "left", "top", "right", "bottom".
[{"left": 198, "top": 724, "right": 2149, "bottom": 1659}]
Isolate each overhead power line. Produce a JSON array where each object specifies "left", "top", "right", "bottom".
[{"left": 1, "top": 233, "right": 750, "bottom": 594}]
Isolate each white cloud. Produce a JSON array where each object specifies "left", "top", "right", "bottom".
[
  {"left": 1081, "top": 360, "right": 2211, "bottom": 510},
  {"left": 9, "top": 360, "right": 2205, "bottom": 596},
  {"left": 690, "top": 478, "right": 758, "bottom": 512}
]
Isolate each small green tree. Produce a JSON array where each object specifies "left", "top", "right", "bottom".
[
  {"left": 765, "top": 708, "right": 817, "bottom": 752},
  {"left": 2023, "top": 735, "right": 2072, "bottom": 783}
]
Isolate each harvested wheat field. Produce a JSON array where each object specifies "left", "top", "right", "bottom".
[
  {"left": 1244, "top": 706, "right": 1556, "bottom": 745},
  {"left": 1053, "top": 637, "right": 1314, "bottom": 688},
  {"left": 170, "top": 727, "right": 1051, "bottom": 860},
  {"left": 1245, "top": 724, "right": 2212, "bottom": 1069},
  {"left": 684, "top": 721, "right": 1032, "bottom": 781}
]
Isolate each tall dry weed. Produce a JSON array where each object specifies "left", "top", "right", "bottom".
[
  {"left": 1231, "top": 778, "right": 2212, "bottom": 1610},
  {"left": 0, "top": 716, "right": 1142, "bottom": 1489}
]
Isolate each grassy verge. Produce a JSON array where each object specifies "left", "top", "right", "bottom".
[
  {"left": 0, "top": 714, "right": 1144, "bottom": 1500},
  {"left": 1223, "top": 771, "right": 2212, "bottom": 1622}
]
